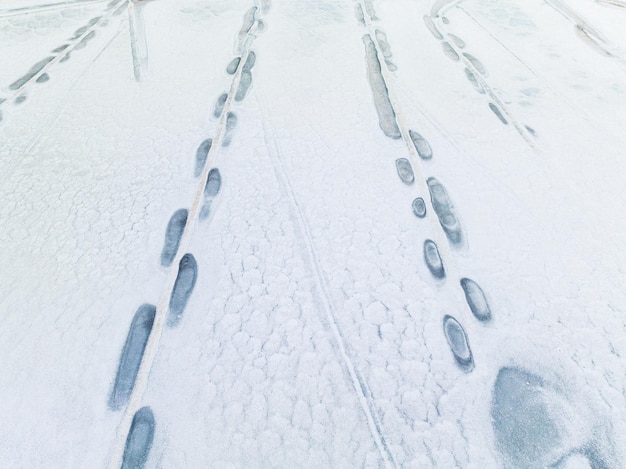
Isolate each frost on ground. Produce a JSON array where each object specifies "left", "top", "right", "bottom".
[{"left": 1, "top": 0, "right": 625, "bottom": 467}]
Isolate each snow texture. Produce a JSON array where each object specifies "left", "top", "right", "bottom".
[{"left": 1, "top": 0, "right": 626, "bottom": 467}]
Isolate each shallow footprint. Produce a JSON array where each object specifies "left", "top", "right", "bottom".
[
  {"left": 204, "top": 168, "right": 222, "bottom": 197},
  {"left": 427, "top": 177, "right": 463, "bottom": 246},
  {"left": 226, "top": 56, "right": 240, "bottom": 75},
  {"left": 194, "top": 139, "right": 212, "bottom": 177},
  {"left": 160, "top": 209, "right": 188, "bottom": 267},
  {"left": 424, "top": 239, "right": 445, "bottom": 279},
  {"left": 492, "top": 367, "right": 560, "bottom": 467},
  {"left": 489, "top": 102, "right": 508, "bottom": 125},
  {"left": 168, "top": 253, "right": 197, "bottom": 327},
  {"left": 409, "top": 130, "right": 433, "bottom": 160},
  {"left": 395, "top": 158, "right": 415, "bottom": 185},
  {"left": 412, "top": 197, "right": 426, "bottom": 218},
  {"left": 460, "top": 278, "right": 491, "bottom": 322},
  {"left": 222, "top": 112, "right": 238, "bottom": 147},
  {"left": 213, "top": 93, "right": 227, "bottom": 119},
  {"left": 441, "top": 41, "right": 459, "bottom": 61},
  {"left": 443, "top": 315, "right": 474, "bottom": 371}
]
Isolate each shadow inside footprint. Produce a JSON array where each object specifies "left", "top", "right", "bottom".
[
  {"left": 427, "top": 177, "right": 463, "bottom": 246},
  {"left": 424, "top": 239, "right": 445, "bottom": 279},
  {"left": 395, "top": 158, "right": 415, "bottom": 185},
  {"left": 412, "top": 197, "right": 426, "bottom": 218},
  {"left": 460, "top": 277, "right": 491, "bottom": 322},
  {"left": 443, "top": 315, "right": 473, "bottom": 371}
]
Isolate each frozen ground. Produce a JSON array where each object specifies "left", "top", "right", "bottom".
[{"left": 1, "top": 0, "right": 625, "bottom": 467}]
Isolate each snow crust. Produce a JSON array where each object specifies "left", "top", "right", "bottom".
[{"left": 1, "top": 0, "right": 625, "bottom": 467}]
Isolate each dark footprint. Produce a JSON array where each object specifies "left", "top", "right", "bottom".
[
  {"left": 412, "top": 197, "right": 426, "bottom": 218},
  {"left": 199, "top": 169, "right": 221, "bottom": 221},
  {"left": 36, "top": 73, "right": 50, "bottom": 83},
  {"left": 204, "top": 168, "right": 221, "bottom": 197},
  {"left": 235, "top": 71, "right": 252, "bottom": 101},
  {"left": 60, "top": 53, "right": 71, "bottom": 63},
  {"left": 9, "top": 57, "right": 54, "bottom": 90},
  {"left": 71, "top": 25, "right": 90, "bottom": 39},
  {"left": 462, "top": 52, "right": 486, "bottom": 75},
  {"left": 168, "top": 253, "right": 197, "bottom": 327},
  {"left": 489, "top": 103, "right": 508, "bottom": 125},
  {"left": 409, "top": 130, "right": 432, "bottom": 160},
  {"left": 108, "top": 304, "right": 156, "bottom": 411},
  {"left": 235, "top": 52, "right": 256, "bottom": 101},
  {"left": 464, "top": 68, "right": 485, "bottom": 94},
  {"left": 460, "top": 278, "right": 491, "bottom": 322},
  {"left": 160, "top": 209, "right": 188, "bottom": 268},
  {"left": 222, "top": 112, "right": 237, "bottom": 147},
  {"left": 363, "top": 34, "right": 401, "bottom": 139},
  {"left": 75, "top": 31, "right": 96, "bottom": 50},
  {"left": 213, "top": 93, "right": 227, "bottom": 119},
  {"left": 395, "top": 158, "right": 414, "bottom": 185},
  {"left": 194, "top": 138, "right": 212, "bottom": 177},
  {"left": 52, "top": 44, "right": 69, "bottom": 53},
  {"left": 427, "top": 177, "right": 463, "bottom": 246},
  {"left": 493, "top": 367, "right": 614, "bottom": 468},
  {"left": 15, "top": 95, "right": 27, "bottom": 105},
  {"left": 121, "top": 406, "right": 155, "bottom": 469},
  {"left": 443, "top": 315, "right": 474, "bottom": 371},
  {"left": 492, "top": 367, "right": 560, "bottom": 467},
  {"left": 442, "top": 42, "right": 460, "bottom": 61},
  {"left": 424, "top": 239, "right": 445, "bottom": 279},
  {"left": 226, "top": 57, "right": 241, "bottom": 75},
  {"left": 243, "top": 51, "right": 256, "bottom": 72}
]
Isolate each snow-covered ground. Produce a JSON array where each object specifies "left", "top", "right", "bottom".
[{"left": 1, "top": 0, "right": 625, "bottom": 467}]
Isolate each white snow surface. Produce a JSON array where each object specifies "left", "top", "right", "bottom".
[{"left": 1, "top": 0, "right": 625, "bottom": 467}]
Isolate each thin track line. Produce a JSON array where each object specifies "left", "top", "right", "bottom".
[{"left": 255, "top": 91, "right": 397, "bottom": 468}]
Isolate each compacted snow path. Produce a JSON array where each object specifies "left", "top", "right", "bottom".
[{"left": 1, "top": 0, "right": 626, "bottom": 467}]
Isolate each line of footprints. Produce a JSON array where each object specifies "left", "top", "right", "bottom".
[
  {"left": 396, "top": 131, "right": 492, "bottom": 373},
  {"left": 107, "top": 6, "right": 264, "bottom": 467},
  {"left": 0, "top": 0, "right": 123, "bottom": 123}
]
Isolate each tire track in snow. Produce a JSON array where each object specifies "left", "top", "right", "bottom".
[
  {"left": 255, "top": 93, "right": 397, "bottom": 469},
  {"left": 106, "top": 6, "right": 265, "bottom": 467}
]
